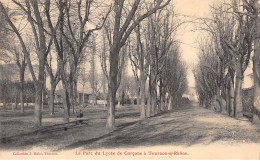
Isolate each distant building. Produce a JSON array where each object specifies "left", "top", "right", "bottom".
[
  {"left": 1, "top": 63, "right": 98, "bottom": 105},
  {"left": 52, "top": 89, "right": 92, "bottom": 105}
]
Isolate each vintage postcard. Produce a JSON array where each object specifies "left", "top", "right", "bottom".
[{"left": 0, "top": 0, "right": 260, "bottom": 160}]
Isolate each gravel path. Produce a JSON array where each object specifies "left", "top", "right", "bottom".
[
  {"left": 1, "top": 103, "right": 260, "bottom": 151},
  {"left": 64, "top": 102, "right": 260, "bottom": 150}
]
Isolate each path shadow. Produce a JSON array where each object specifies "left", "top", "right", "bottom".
[
  {"left": 2, "top": 102, "right": 259, "bottom": 151},
  {"left": 61, "top": 104, "right": 205, "bottom": 150},
  {"left": 0, "top": 120, "right": 89, "bottom": 149},
  {"left": 60, "top": 121, "right": 139, "bottom": 151}
]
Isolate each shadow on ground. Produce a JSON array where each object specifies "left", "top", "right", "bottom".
[
  {"left": 1, "top": 102, "right": 260, "bottom": 151},
  {"left": 61, "top": 102, "right": 260, "bottom": 150}
]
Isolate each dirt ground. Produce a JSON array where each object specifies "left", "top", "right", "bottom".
[{"left": 0, "top": 102, "right": 260, "bottom": 152}]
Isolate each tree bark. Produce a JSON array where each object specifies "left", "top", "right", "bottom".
[
  {"left": 229, "top": 79, "right": 235, "bottom": 117},
  {"left": 121, "top": 90, "right": 125, "bottom": 106},
  {"left": 62, "top": 79, "right": 70, "bottom": 123},
  {"left": 33, "top": 50, "right": 45, "bottom": 128},
  {"left": 140, "top": 76, "right": 146, "bottom": 119},
  {"left": 106, "top": 49, "right": 119, "bottom": 128},
  {"left": 62, "top": 88, "right": 70, "bottom": 123},
  {"left": 15, "top": 98, "right": 18, "bottom": 109},
  {"left": 26, "top": 99, "right": 29, "bottom": 108},
  {"left": 3, "top": 99, "right": 6, "bottom": 111},
  {"left": 171, "top": 95, "right": 175, "bottom": 109},
  {"left": 48, "top": 87, "right": 55, "bottom": 115},
  {"left": 106, "top": 88, "right": 116, "bottom": 128},
  {"left": 234, "top": 64, "right": 243, "bottom": 118},
  {"left": 168, "top": 96, "right": 172, "bottom": 110},
  {"left": 146, "top": 87, "right": 151, "bottom": 117},
  {"left": 20, "top": 88, "right": 24, "bottom": 113},
  {"left": 11, "top": 99, "right": 15, "bottom": 111},
  {"left": 118, "top": 99, "right": 121, "bottom": 107},
  {"left": 164, "top": 94, "right": 168, "bottom": 111},
  {"left": 34, "top": 82, "right": 43, "bottom": 128},
  {"left": 137, "top": 93, "right": 140, "bottom": 110},
  {"left": 72, "top": 79, "right": 78, "bottom": 114},
  {"left": 82, "top": 85, "right": 85, "bottom": 106},
  {"left": 252, "top": 15, "right": 260, "bottom": 123},
  {"left": 151, "top": 93, "right": 156, "bottom": 116},
  {"left": 19, "top": 66, "right": 25, "bottom": 113}
]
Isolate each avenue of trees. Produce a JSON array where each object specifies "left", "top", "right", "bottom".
[
  {"left": 0, "top": 0, "right": 188, "bottom": 128},
  {"left": 194, "top": 0, "right": 260, "bottom": 122}
]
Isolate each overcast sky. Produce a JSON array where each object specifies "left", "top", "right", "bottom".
[
  {"left": 174, "top": 0, "right": 214, "bottom": 87},
  {"left": 1, "top": 0, "right": 216, "bottom": 89}
]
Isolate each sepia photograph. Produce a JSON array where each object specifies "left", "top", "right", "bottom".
[{"left": 0, "top": 0, "right": 260, "bottom": 160}]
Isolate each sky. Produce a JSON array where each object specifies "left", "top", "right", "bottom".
[
  {"left": 173, "top": 0, "right": 214, "bottom": 87},
  {"left": 77, "top": 0, "right": 217, "bottom": 90},
  {"left": 1, "top": 0, "right": 216, "bottom": 89},
  {"left": 173, "top": 0, "right": 254, "bottom": 88}
]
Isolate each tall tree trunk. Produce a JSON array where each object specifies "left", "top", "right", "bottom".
[
  {"left": 19, "top": 69, "right": 25, "bottom": 113},
  {"left": 121, "top": 90, "right": 125, "bottom": 106},
  {"left": 171, "top": 95, "right": 175, "bottom": 109},
  {"left": 252, "top": 15, "right": 260, "bottom": 123},
  {"left": 62, "top": 89, "right": 70, "bottom": 123},
  {"left": 26, "top": 98, "right": 29, "bottom": 108},
  {"left": 159, "top": 78, "right": 162, "bottom": 111},
  {"left": 229, "top": 79, "right": 235, "bottom": 117},
  {"left": 11, "top": 99, "right": 15, "bottom": 111},
  {"left": 106, "top": 88, "right": 116, "bottom": 128},
  {"left": 93, "top": 94, "right": 97, "bottom": 105},
  {"left": 168, "top": 96, "right": 172, "bottom": 110},
  {"left": 163, "top": 98, "right": 167, "bottom": 111},
  {"left": 151, "top": 93, "right": 156, "bottom": 116},
  {"left": 140, "top": 76, "right": 146, "bottom": 119},
  {"left": 15, "top": 98, "right": 18, "bottom": 109},
  {"left": 225, "top": 87, "right": 230, "bottom": 115},
  {"left": 102, "top": 78, "right": 107, "bottom": 108},
  {"left": 20, "top": 87, "right": 24, "bottom": 113},
  {"left": 146, "top": 86, "right": 151, "bottom": 117},
  {"left": 118, "top": 99, "right": 121, "bottom": 107},
  {"left": 48, "top": 86, "right": 55, "bottom": 115},
  {"left": 62, "top": 81, "right": 70, "bottom": 123},
  {"left": 34, "top": 82, "right": 43, "bottom": 128},
  {"left": 82, "top": 85, "right": 85, "bottom": 106},
  {"left": 234, "top": 64, "right": 243, "bottom": 118},
  {"left": 106, "top": 49, "right": 119, "bottom": 128},
  {"left": 137, "top": 93, "right": 140, "bottom": 109},
  {"left": 177, "top": 94, "right": 180, "bottom": 108},
  {"left": 92, "top": 91, "right": 96, "bottom": 106},
  {"left": 33, "top": 52, "right": 45, "bottom": 127},
  {"left": 73, "top": 79, "right": 78, "bottom": 113},
  {"left": 3, "top": 99, "right": 6, "bottom": 111},
  {"left": 70, "top": 81, "right": 75, "bottom": 114},
  {"left": 91, "top": 39, "right": 97, "bottom": 106},
  {"left": 173, "top": 94, "right": 177, "bottom": 109}
]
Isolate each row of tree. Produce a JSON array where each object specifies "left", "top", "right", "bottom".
[
  {"left": 194, "top": 0, "right": 260, "bottom": 122},
  {"left": 0, "top": 0, "right": 188, "bottom": 128},
  {"left": 100, "top": 1, "right": 187, "bottom": 122}
]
